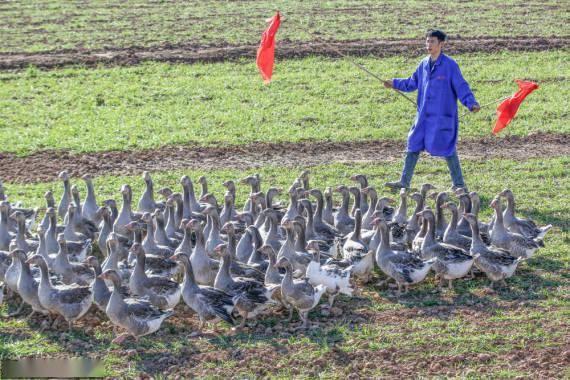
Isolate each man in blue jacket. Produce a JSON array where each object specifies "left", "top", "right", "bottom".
[{"left": 383, "top": 29, "right": 480, "bottom": 192}]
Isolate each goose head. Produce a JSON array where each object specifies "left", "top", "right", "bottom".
[
  {"left": 274, "top": 256, "right": 292, "bottom": 269},
  {"left": 462, "top": 213, "right": 478, "bottom": 226},
  {"left": 44, "top": 190, "right": 55, "bottom": 205},
  {"left": 420, "top": 183, "right": 436, "bottom": 195},
  {"left": 410, "top": 192, "right": 423, "bottom": 204},
  {"left": 220, "top": 222, "right": 235, "bottom": 235},
  {"left": 158, "top": 187, "right": 173, "bottom": 199},
  {"left": 98, "top": 269, "right": 121, "bottom": 288},
  {"left": 58, "top": 170, "right": 69, "bottom": 182},
  {"left": 350, "top": 174, "right": 367, "bottom": 187},
  {"left": 499, "top": 188, "right": 513, "bottom": 198},
  {"left": 84, "top": 255, "right": 100, "bottom": 268},
  {"left": 199, "top": 193, "right": 216, "bottom": 205},
  {"left": 213, "top": 243, "right": 229, "bottom": 258},
  {"left": 142, "top": 171, "right": 152, "bottom": 184},
  {"left": 416, "top": 209, "right": 436, "bottom": 222}
]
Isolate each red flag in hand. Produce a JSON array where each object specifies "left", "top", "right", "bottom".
[
  {"left": 493, "top": 80, "right": 539, "bottom": 135},
  {"left": 256, "top": 11, "right": 281, "bottom": 84}
]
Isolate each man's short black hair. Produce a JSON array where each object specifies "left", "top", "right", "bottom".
[{"left": 426, "top": 29, "right": 447, "bottom": 42}]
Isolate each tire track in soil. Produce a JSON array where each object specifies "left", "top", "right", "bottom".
[
  {"left": 0, "top": 132, "right": 568, "bottom": 184},
  {"left": 0, "top": 36, "right": 568, "bottom": 70}
]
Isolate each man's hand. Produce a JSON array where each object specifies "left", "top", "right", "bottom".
[
  {"left": 471, "top": 104, "right": 480, "bottom": 113},
  {"left": 383, "top": 80, "right": 393, "bottom": 89}
]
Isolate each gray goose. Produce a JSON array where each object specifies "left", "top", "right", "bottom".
[
  {"left": 374, "top": 219, "right": 435, "bottom": 294},
  {"left": 456, "top": 193, "right": 473, "bottom": 237},
  {"left": 220, "top": 191, "right": 237, "bottom": 227},
  {"left": 213, "top": 243, "right": 278, "bottom": 329},
  {"left": 187, "top": 219, "right": 219, "bottom": 286},
  {"left": 27, "top": 254, "right": 92, "bottom": 332},
  {"left": 277, "top": 219, "right": 312, "bottom": 274},
  {"left": 128, "top": 243, "right": 181, "bottom": 310},
  {"left": 469, "top": 192, "right": 492, "bottom": 245},
  {"left": 307, "top": 189, "right": 340, "bottom": 241},
  {"left": 57, "top": 170, "right": 72, "bottom": 220},
  {"left": 86, "top": 256, "right": 129, "bottom": 312},
  {"left": 202, "top": 205, "right": 224, "bottom": 257},
  {"left": 333, "top": 185, "right": 355, "bottom": 236},
  {"left": 45, "top": 207, "right": 92, "bottom": 261},
  {"left": 16, "top": 250, "right": 49, "bottom": 319},
  {"left": 259, "top": 245, "right": 283, "bottom": 286},
  {"left": 4, "top": 249, "right": 28, "bottom": 316},
  {"left": 389, "top": 188, "right": 408, "bottom": 246},
  {"left": 198, "top": 176, "right": 209, "bottom": 200},
  {"left": 433, "top": 192, "right": 449, "bottom": 240},
  {"left": 489, "top": 197, "right": 540, "bottom": 259},
  {"left": 113, "top": 184, "right": 138, "bottom": 239},
  {"left": 361, "top": 186, "right": 379, "bottom": 230},
  {"left": 240, "top": 174, "right": 261, "bottom": 214},
  {"left": 221, "top": 222, "right": 265, "bottom": 282},
  {"left": 283, "top": 184, "right": 301, "bottom": 222},
  {"left": 236, "top": 227, "right": 255, "bottom": 263},
  {"left": 101, "top": 233, "right": 131, "bottom": 282},
  {"left": 348, "top": 186, "right": 362, "bottom": 218},
  {"left": 10, "top": 211, "right": 39, "bottom": 254},
  {"left": 100, "top": 269, "right": 173, "bottom": 344},
  {"left": 350, "top": 174, "right": 369, "bottom": 215},
  {"left": 500, "top": 189, "right": 552, "bottom": 240},
  {"left": 341, "top": 209, "right": 374, "bottom": 282},
  {"left": 259, "top": 208, "right": 282, "bottom": 253},
  {"left": 442, "top": 202, "right": 472, "bottom": 252},
  {"left": 153, "top": 209, "right": 180, "bottom": 249},
  {"left": 418, "top": 209, "right": 476, "bottom": 290},
  {"left": 323, "top": 187, "right": 335, "bottom": 226},
  {"left": 275, "top": 256, "right": 326, "bottom": 329},
  {"left": 138, "top": 171, "right": 159, "bottom": 213},
  {"left": 405, "top": 192, "right": 425, "bottom": 247},
  {"left": 141, "top": 212, "right": 174, "bottom": 258},
  {"left": 39, "top": 190, "right": 56, "bottom": 232},
  {"left": 81, "top": 174, "right": 99, "bottom": 224},
  {"left": 170, "top": 252, "right": 235, "bottom": 330},
  {"left": 70, "top": 185, "right": 98, "bottom": 239},
  {"left": 464, "top": 213, "right": 524, "bottom": 288},
  {"left": 52, "top": 234, "right": 94, "bottom": 286}
]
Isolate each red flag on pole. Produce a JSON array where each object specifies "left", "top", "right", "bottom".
[
  {"left": 256, "top": 11, "right": 281, "bottom": 84},
  {"left": 493, "top": 80, "right": 539, "bottom": 135}
]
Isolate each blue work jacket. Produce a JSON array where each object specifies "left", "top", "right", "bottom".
[{"left": 393, "top": 53, "right": 478, "bottom": 157}]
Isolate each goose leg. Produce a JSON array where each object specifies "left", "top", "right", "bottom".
[
  {"left": 501, "top": 279, "right": 508, "bottom": 288},
  {"left": 111, "top": 333, "right": 130, "bottom": 344},
  {"left": 7, "top": 301, "right": 25, "bottom": 317},
  {"left": 237, "top": 311, "right": 248, "bottom": 330},
  {"left": 327, "top": 293, "right": 337, "bottom": 309},
  {"left": 68, "top": 320, "right": 73, "bottom": 333},
  {"left": 448, "top": 279, "right": 453, "bottom": 290},
  {"left": 396, "top": 283, "right": 403, "bottom": 296},
  {"left": 404, "top": 284, "right": 410, "bottom": 294},
  {"left": 286, "top": 307, "right": 294, "bottom": 322},
  {"left": 300, "top": 311, "right": 309, "bottom": 330},
  {"left": 25, "top": 310, "right": 36, "bottom": 321}
]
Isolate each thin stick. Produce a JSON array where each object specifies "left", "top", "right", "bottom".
[
  {"left": 328, "top": 45, "right": 417, "bottom": 107},
  {"left": 458, "top": 95, "right": 510, "bottom": 118}
]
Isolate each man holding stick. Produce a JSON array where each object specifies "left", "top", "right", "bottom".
[{"left": 384, "top": 29, "right": 480, "bottom": 192}]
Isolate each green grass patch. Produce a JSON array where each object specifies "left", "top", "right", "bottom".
[
  {"left": 0, "top": 50, "right": 568, "bottom": 155},
  {"left": 0, "top": 1, "right": 567, "bottom": 53}
]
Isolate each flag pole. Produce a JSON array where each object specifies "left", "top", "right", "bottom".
[
  {"left": 458, "top": 95, "right": 510, "bottom": 118},
  {"left": 327, "top": 45, "right": 417, "bottom": 107}
]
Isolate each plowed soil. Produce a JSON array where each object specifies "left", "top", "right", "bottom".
[
  {"left": 1, "top": 36, "right": 568, "bottom": 70},
  {"left": 1, "top": 132, "right": 567, "bottom": 183}
]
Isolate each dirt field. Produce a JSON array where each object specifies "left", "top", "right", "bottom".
[
  {"left": 1, "top": 36, "right": 568, "bottom": 70},
  {"left": 0, "top": 132, "right": 567, "bottom": 183}
]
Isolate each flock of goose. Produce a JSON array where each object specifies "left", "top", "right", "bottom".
[{"left": 0, "top": 170, "right": 552, "bottom": 343}]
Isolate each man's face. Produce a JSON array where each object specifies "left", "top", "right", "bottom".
[{"left": 426, "top": 37, "right": 443, "bottom": 56}]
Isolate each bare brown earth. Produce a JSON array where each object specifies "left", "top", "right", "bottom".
[
  {"left": 1, "top": 132, "right": 568, "bottom": 184},
  {"left": 0, "top": 36, "right": 568, "bottom": 70}
]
